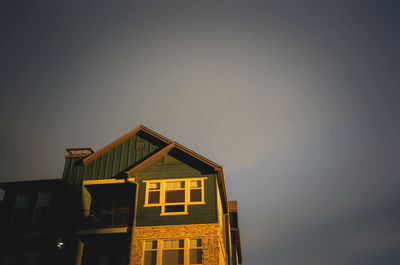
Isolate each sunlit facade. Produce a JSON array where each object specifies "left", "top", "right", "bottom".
[{"left": 0, "top": 125, "right": 241, "bottom": 265}]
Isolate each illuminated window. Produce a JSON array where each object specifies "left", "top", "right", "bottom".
[
  {"left": 165, "top": 181, "right": 185, "bottom": 213},
  {"left": 144, "top": 178, "right": 206, "bottom": 215},
  {"left": 189, "top": 239, "right": 202, "bottom": 265},
  {"left": 143, "top": 241, "right": 157, "bottom": 265},
  {"left": 189, "top": 181, "right": 202, "bottom": 202},
  {"left": 33, "top": 192, "right": 52, "bottom": 223},
  {"left": 147, "top": 183, "right": 160, "bottom": 205},
  {"left": 162, "top": 239, "right": 184, "bottom": 265},
  {"left": 142, "top": 239, "right": 202, "bottom": 265}
]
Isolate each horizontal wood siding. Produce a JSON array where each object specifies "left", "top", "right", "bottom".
[
  {"left": 136, "top": 174, "right": 217, "bottom": 226},
  {"left": 83, "top": 134, "right": 162, "bottom": 180},
  {"left": 135, "top": 155, "right": 218, "bottom": 226}
]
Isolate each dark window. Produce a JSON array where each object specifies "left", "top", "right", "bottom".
[
  {"left": 1, "top": 251, "right": 16, "bottom": 265},
  {"left": 0, "top": 188, "right": 5, "bottom": 202},
  {"left": 164, "top": 205, "right": 185, "bottom": 213},
  {"left": 165, "top": 190, "right": 185, "bottom": 203},
  {"left": 24, "top": 250, "right": 40, "bottom": 265},
  {"left": 148, "top": 191, "right": 160, "bottom": 204},
  {"left": 13, "top": 193, "right": 30, "bottom": 224},
  {"left": 33, "top": 192, "right": 51, "bottom": 223},
  {"left": 190, "top": 189, "right": 201, "bottom": 202}
]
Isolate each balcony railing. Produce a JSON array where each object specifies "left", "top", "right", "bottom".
[{"left": 86, "top": 207, "right": 130, "bottom": 229}]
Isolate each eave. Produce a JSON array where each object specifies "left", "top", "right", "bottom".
[{"left": 80, "top": 125, "right": 229, "bottom": 213}]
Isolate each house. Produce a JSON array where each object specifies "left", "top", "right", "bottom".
[{"left": 0, "top": 125, "right": 242, "bottom": 265}]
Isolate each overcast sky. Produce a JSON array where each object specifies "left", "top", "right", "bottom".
[{"left": 1, "top": 1, "right": 400, "bottom": 265}]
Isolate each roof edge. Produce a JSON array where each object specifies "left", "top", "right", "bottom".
[
  {"left": 80, "top": 125, "right": 228, "bottom": 212},
  {"left": 82, "top": 125, "right": 146, "bottom": 165}
]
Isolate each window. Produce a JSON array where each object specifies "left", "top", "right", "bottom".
[
  {"left": 24, "top": 250, "right": 40, "bottom": 265},
  {"left": 162, "top": 239, "right": 184, "bottom": 265},
  {"left": 165, "top": 181, "right": 185, "bottom": 213},
  {"left": 1, "top": 251, "right": 16, "bottom": 265},
  {"left": 189, "top": 239, "right": 202, "bottom": 264},
  {"left": 143, "top": 241, "right": 157, "bottom": 265},
  {"left": 82, "top": 240, "right": 129, "bottom": 265},
  {"left": 147, "top": 183, "right": 160, "bottom": 205},
  {"left": 143, "top": 239, "right": 202, "bottom": 265},
  {"left": 0, "top": 188, "right": 5, "bottom": 202},
  {"left": 144, "top": 178, "right": 206, "bottom": 215},
  {"left": 12, "top": 193, "right": 30, "bottom": 224},
  {"left": 33, "top": 192, "right": 52, "bottom": 223}
]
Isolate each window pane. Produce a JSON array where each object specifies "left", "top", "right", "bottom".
[
  {"left": 13, "top": 208, "right": 28, "bottom": 224},
  {"left": 166, "top": 181, "right": 184, "bottom": 190},
  {"left": 98, "top": 255, "right": 108, "bottom": 265},
  {"left": 148, "top": 183, "right": 160, "bottom": 190},
  {"left": 190, "top": 239, "right": 202, "bottom": 248},
  {"left": 148, "top": 191, "right": 160, "bottom": 204},
  {"left": 190, "top": 181, "right": 202, "bottom": 188},
  {"left": 162, "top": 250, "right": 183, "bottom": 265},
  {"left": 164, "top": 205, "right": 185, "bottom": 213},
  {"left": 165, "top": 190, "right": 185, "bottom": 203},
  {"left": 189, "top": 249, "right": 202, "bottom": 264},
  {"left": 145, "top": 241, "right": 157, "bottom": 250},
  {"left": 33, "top": 207, "right": 49, "bottom": 222},
  {"left": 143, "top": 251, "right": 156, "bottom": 265},
  {"left": 0, "top": 188, "right": 5, "bottom": 202},
  {"left": 15, "top": 193, "right": 30, "bottom": 208},
  {"left": 163, "top": 240, "right": 183, "bottom": 249},
  {"left": 2, "top": 251, "right": 16, "bottom": 265},
  {"left": 116, "top": 254, "right": 128, "bottom": 265},
  {"left": 24, "top": 250, "right": 40, "bottom": 265},
  {"left": 190, "top": 189, "right": 202, "bottom": 202},
  {"left": 37, "top": 192, "right": 51, "bottom": 207}
]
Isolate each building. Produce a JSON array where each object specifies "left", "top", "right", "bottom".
[{"left": 0, "top": 125, "right": 242, "bottom": 265}]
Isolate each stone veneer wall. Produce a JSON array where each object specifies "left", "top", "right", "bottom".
[{"left": 129, "top": 224, "right": 226, "bottom": 265}]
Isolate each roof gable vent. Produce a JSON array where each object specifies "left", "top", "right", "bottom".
[{"left": 66, "top": 147, "right": 93, "bottom": 158}]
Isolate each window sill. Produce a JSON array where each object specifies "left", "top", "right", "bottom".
[
  {"left": 160, "top": 212, "right": 189, "bottom": 216},
  {"left": 144, "top": 202, "right": 205, "bottom": 208}
]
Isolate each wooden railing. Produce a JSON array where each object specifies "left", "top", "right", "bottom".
[{"left": 86, "top": 207, "right": 130, "bottom": 228}]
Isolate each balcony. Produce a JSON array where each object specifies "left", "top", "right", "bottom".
[
  {"left": 81, "top": 182, "right": 135, "bottom": 232},
  {"left": 86, "top": 207, "right": 130, "bottom": 228}
]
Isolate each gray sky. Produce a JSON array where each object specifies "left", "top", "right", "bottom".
[{"left": 1, "top": 1, "right": 400, "bottom": 264}]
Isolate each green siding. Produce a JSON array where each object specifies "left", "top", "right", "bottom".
[
  {"left": 135, "top": 155, "right": 218, "bottom": 226},
  {"left": 83, "top": 134, "right": 163, "bottom": 180},
  {"left": 62, "top": 157, "right": 85, "bottom": 188},
  {"left": 138, "top": 155, "right": 202, "bottom": 178},
  {"left": 120, "top": 140, "right": 129, "bottom": 170}
]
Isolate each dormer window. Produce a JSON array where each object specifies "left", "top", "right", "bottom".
[
  {"left": 144, "top": 178, "right": 206, "bottom": 216},
  {"left": 12, "top": 193, "right": 30, "bottom": 224},
  {"left": 33, "top": 191, "right": 52, "bottom": 223}
]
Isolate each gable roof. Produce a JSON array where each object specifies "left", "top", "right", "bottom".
[{"left": 82, "top": 125, "right": 229, "bottom": 213}]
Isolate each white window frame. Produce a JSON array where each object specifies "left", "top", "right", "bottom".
[
  {"left": 143, "top": 177, "right": 207, "bottom": 216},
  {"left": 143, "top": 238, "right": 203, "bottom": 265}
]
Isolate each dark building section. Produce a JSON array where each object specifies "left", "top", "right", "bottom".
[
  {"left": 0, "top": 125, "right": 242, "bottom": 265},
  {"left": 0, "top": 179, "right": 81, "bottom": 265}
]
